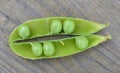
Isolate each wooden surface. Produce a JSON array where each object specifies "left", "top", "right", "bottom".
[{"left": 0, "top": 0, "right": 120, "bottom": 73}]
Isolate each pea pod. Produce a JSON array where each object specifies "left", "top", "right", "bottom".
[
  {"left": 9, "top": 34, "right": 111, "bottom": 59},
  {"left": 8, "top": 17, "right": 108, "bottom": 42},
  {"left": 8, "top": 17, "right": 111, "bottom": 59}
]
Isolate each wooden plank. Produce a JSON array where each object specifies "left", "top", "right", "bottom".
[{"left": 0, "top": 0, "right": 120, "bottom": 73}]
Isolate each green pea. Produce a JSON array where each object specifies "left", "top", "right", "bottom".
[
  {"left": 43, "top": 42, "right": 55, "bottom": 56},
  {"left": 75, "top": 36, "right": 88, "bottom": 49},
  {"left": 30, "top": 42, "right": 42, "bottom": 56},
  {"left": 18, "top": 25, "right": 30, "bottom": 39},
  {"left": 63, "top": 20, "right": 75, "bottom": 34},
  {"left": 50, "top": 19, "right": 62, "bottom": 34}
]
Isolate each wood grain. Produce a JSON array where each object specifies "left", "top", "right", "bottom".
[{"left": 0, "top": 0, "right": 120, "bottom": 73}]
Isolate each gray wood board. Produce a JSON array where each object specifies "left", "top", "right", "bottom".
[{"left": 0, "top": 0, "right": 120, "bottom": 73}]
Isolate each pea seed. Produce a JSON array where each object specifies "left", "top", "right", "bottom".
[
  {"left": 18, "top": 25, "right": 30, "bottom": 39},
  {"left": 43, "top": 42, "right": 55, "bottom": 56},
  {"left": 30, "top": 42, "right": 42, "bottom": 56},
  {"left": 50, "top": 19, "right": 62, "bottom": 34},
  {"left": 75, "top": 36, "right": 88, "bottom": 49},
  {"left": 63, "top": 20, "right": 75, "bottom": 34}
]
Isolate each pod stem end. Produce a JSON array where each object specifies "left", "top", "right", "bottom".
[
  {"left": 106, "top": 35, "right": 112, "bottom": 40},
  {"left": 105, "top": 23, "right": 110, "bottom": 26}
]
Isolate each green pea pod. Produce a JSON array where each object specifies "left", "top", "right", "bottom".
[
  {"left": 8, "top": 17, "right": 108, "bottom": 43},
  {"left": 9, "top": 35, "right": 111, "bottom": 59},
  {"left": 30, "top": 42, "right": 42, "bottom": 56},
  {"left": 8, "top": 17, "right": 111, "bottom": 59}
]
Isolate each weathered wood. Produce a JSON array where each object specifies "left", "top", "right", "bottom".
[{"left": 0, "top": 0, "right": 120, "bottom": 73}]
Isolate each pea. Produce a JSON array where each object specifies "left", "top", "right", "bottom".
[
  {"left": 18, "top": 25, "right": 30, "bottom": 39},
  {"left": 63, "top": 20, "right": 75, "bottom": 34},
  {"left": 43, "top": 42, "right": 55, "bottom": 56},
  {"left": 30, "top": 42, "right": 43, "bottom": 56},
  {"left": 75, "top": 36, "right": 88, "bottom": 49},
  {"left": 50, "top": 19, "right": 62, "bottom": 34}
]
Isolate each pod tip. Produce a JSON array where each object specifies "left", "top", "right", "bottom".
[
  {"left": 105, "top": 23, "right": 110, "bottom": 26},
  {"left": 106, "top": 35, "right": 112, "bottom": 40}
]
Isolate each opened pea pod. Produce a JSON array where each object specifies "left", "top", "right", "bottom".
[{"left": 8, "top": 17, "right": 111, "bottom": 59}]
